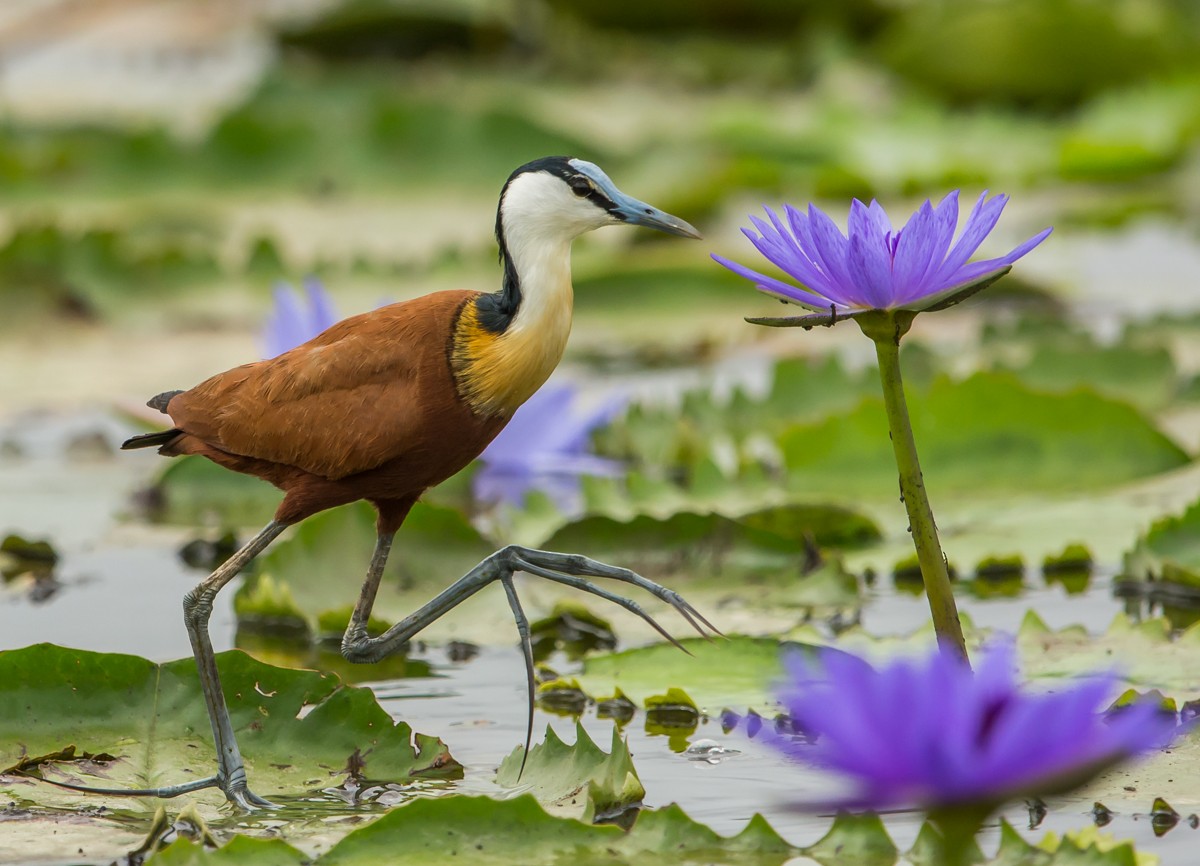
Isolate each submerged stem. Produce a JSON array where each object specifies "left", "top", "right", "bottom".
[{"left": 860, "top": 312, "right": 969, "bottom": 665}]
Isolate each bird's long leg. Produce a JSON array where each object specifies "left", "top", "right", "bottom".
[
  {"left": 341, "top": 531, "right": 395, "bottom": 656},
  {"left": 31, "top": 521, "right": 288, "bottom": 807},
  {"left": 183, "top": 520, "right": 288, "bottom": 809},
  {"left": 339, "top": 543, "right": 719, "bottom": 766}
]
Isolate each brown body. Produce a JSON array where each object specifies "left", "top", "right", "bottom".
[{"left": 157, "top": 290, "right": 510, "bottom": 533}]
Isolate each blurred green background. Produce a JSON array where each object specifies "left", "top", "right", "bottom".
[{"left": 1, "top": 0, "right": 1198, "bottom": 416}]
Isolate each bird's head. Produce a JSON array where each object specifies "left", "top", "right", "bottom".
[{"left": 496, "top": 156, "right": 701, "bottom": 247}]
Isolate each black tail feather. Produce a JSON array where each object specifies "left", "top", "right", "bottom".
[
  {"left": 147, "top": 390, "right": 184, "bottom": 413},
  {"left": 121, "top": 429, "right": 181, "bottom": 450}
]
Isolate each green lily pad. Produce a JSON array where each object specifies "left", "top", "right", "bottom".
[
  {"left": 779, "top": 372, "right": 1188, "bottom": 498},
  {"left": 576, "top": 636, "right": 816, "bottom": 711},
  {"left": 1122, "top": 498, "right": 1200, "bottom": 591},
  {"left": 542, "top": 504, "right": 878, "bottom": 585},
  {"left": 0, "top": 644, "right": 459, "bottom": 816},
  {"left": 997, "top": 342, "right": 1178, "bottom": 412},
  {"left": 592, "top": 356, "right": 875, "bottom": 470},
  {"left": 1017, "top": 611, "right": 1200, "bottom": 703},
  {"left": 178, "top": 795, "right": 805, "bottom": 866},
  {"left": 151, "top": 835, "right": 307, "bottom": 866},
  {"left": 495, "top": 722, "right": 643, "bottom": 821},
  {"left": 148, "top": 456, "right": 281, "bottom": 528},
  {"left": 241, "top": 501, "right": 497, "bottom": 640}
]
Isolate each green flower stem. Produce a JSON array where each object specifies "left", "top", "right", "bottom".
[
  {"left": 928, "top": 806, "right": 990, "bottom": 866},
  {"left": 858, "top": 311, "right": 969, "bottom": 665}
]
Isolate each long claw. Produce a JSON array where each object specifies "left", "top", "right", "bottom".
[
  {"left": 228, "top": 786, "right": 278, "bottom": 810},
  {"left": 499, "top": 575, "right": 536, "bottom": 781},
  {"left": 515, "top": 549, "right": 721, "bottom": 641},
  {"left": 512, "top": 556, "right": 690, "bottom": 654},
  {"left": 667, "top": 592, "right": 724, "bottom": 639}
]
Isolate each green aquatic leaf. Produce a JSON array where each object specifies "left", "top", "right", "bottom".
[
  {"left": 244, "top": 501, "right": 496, "bottom": 639},
  {"left": 0, "top": 644, "right": 458, "bottom": 816},
  {"left": 997, "top": 342, "right": 1178, "bottom": 412},
  {"left": 495, "top": 722, "right": 643, "bottom": 821},
  {"left": 1035, "top": 824, "right": 1155, "bottom": 866},
  {"left": 779, "top": 372, "right": 1188, "bottom": 498},
  {"left": 1122, "top": 498, "right": 1200, "bottom": 590},
  {"left": 542, "top": 504, "right": 877, "bottom": 586},
  {"left": 576, "top": 636, "right": 815, "bottom": 711},
  {"left": 1017, "top": 611, "right": 1200, "bottom": 702},
  {"left": 299, "top": 795, "right": 804, "bottom": 866},
  {"left": 150, "top": 456, "right": 281, "bottom": 527},
  {"left": 807, "top": 811, "right": 896, "bottom": 866},
  {"left": 152, "top": 835, "right": 307, "bottom": 866}
]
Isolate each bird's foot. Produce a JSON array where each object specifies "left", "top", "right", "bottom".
[
  {"left": 223, "top": 782, "right": 278, "bottom": 810},
  {"left": 216, "top": 764, "right": 278, "bottom": 810},
  {"left": 498, "top": 545, "right": 723, "bottom": 643}
]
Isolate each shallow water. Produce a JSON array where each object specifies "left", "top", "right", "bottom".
[{"left": 1, "top": 428, "right": 1197, "bottom": 864}]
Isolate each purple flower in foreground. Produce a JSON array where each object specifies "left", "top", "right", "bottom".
[
  {"left": 262, "top": 277, "right": 339, "bottom": 358},
  {"left": 713, "top": 191, "right": 1051, "bottom": 314},
  {"left": 475, "top": 381, "right": 624, "bottom": 511},
  {"left": 732, "top": 643, "right": 1174, "bottom": 811}
]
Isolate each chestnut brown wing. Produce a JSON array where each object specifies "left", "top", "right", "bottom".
[{"left": 166, "top": 291, "right": 475, "bottom": 480}]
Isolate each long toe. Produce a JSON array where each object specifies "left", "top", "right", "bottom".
[{"left": 225, "top": 784, "right": 279, "bottom": 811}]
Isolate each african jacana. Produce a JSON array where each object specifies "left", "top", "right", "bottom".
[{"left": 84, "top": 157, "right": 715, "bottom": 808}]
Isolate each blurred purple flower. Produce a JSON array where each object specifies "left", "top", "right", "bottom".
[
  {"left": 729, "top": 643, "right": 1175, "bottom": 812},
  {"left": 474, "top": 381, "right": 624, "bottom": 511},
  {"left": 262, "top": 277, "right": 339, "bottom": 358},
  {"left": 713, "top": 191, "right": 1051, "bottom": 313}
]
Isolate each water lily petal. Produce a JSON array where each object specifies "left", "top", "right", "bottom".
[
  {"left": 711, "top": 254, "right": 837, "bottom": 311},
  {"left": 891, "top": 201, "right": 939, "bottom": 303},
  {"left": 805, "top": 204, "right": 865, "bottom": 306},
  {"left": 847, "top": 232, "right": 894, "bottom": 308},
  {"left": 742, "top": 642, "right": 1174, "bottom": 812},
  {"left": 931, "top": 192, "right": 1007, "bottom": 287},
  {"left": 718, "top": 188, "right": 1048, "bottom": 315}
]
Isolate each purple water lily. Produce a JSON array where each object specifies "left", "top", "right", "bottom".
[
  {"left": 262, "top": 277, "right": 339, "bottom": 359},
  {"left": 473, "top": 381, "right": 624, "bottom": 511},
  {"left": 730, "top": 643, "right": 1175, "bottom": 812},
  {"left": 713, "top": 191, "right": 1051, "bottom": 313}
]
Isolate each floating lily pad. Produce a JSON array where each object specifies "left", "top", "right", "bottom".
[
  {"left": 997, "top": 342, "right": 1178, "bottom": 412},
  {"left": 1017, "top": 611, "right": 1200, "bottom": 703},
  {"left": 529, "top": 603, "right": 618, "bottom": 662},
  {"left": 1122, "top": 498, "right": 1200, "bottom": 591},
  {"left": 542, "top": 504, "right": 878, "bottom": 584},
  {"left": 576, "top": 636, "right": 818, "bottom": 711},
  {"left": 174, "top": 795, "right": 803, "bottom": 866},
  {"left": 779, "top": 372, "right": 1188, "bottom": 498},
  {"left": 147, "top": 456, "right": 281, "bottom": 527},
  {"left": 0, "top": 644, "right": 459, "bottom": 816},
  {"left": 242, "top": 501, "right": 497, "bottom": 637},
  {"left": 495, "top": 723, "right": 643, "bottom": 821},
  {"left": 145, "top": 798, "right": 1154, "bottom": 865}
]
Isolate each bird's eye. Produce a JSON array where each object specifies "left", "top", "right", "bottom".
[{"left": 568, "top": 177, "right": 592, "bottom": 197}]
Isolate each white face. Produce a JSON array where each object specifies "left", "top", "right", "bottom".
[{"left": 499, "top": 169, "right": 617, "bottom": 245}]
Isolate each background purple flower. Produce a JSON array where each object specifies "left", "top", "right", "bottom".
[
  {"left": 714, "top": 191, "right": 1051, "bottom": 313},
  {"left": 734, "top": 643, "right": 1175, "bottom": 811},
  {"left": 262, "top": 277, "right": 339, "bottom": 359},
  {"left": 473, "top": 381, "right": 625, "bottom": 512}
]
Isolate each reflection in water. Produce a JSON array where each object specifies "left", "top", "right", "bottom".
[{"left": 1116, "top": 579, "right": 1200, "bottom": 632}]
